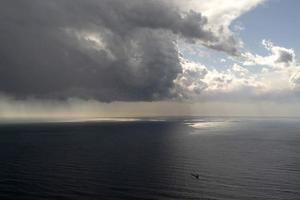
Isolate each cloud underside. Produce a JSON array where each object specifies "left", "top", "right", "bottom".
[
  {"left": 4, "top": 0, "right": 299, "bottom": 103},
  {"left": 0, "top": 0, "right": 265, "bottom": 102},
  {"left": 0, "top": 0, "right": 235, "bottom": 101}
]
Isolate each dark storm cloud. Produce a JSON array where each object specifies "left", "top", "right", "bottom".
[{"left": 0, "top": 0, "right": 238, "bottom": 101}]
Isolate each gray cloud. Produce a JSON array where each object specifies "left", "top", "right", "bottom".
[
  {"left": 204, "top": 34, "right": 241, "bottom": 56},
  {"left": 276, "top": 49, "right": 294, "bottom": 65},
  {"left": 0, "top": 0, "right": 239, "bottom": 101}
]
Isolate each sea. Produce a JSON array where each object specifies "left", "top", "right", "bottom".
[{"left": 0, "top": 117, "right": 299, "bottom": 199}]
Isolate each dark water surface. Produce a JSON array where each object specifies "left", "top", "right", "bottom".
[{"left": 0, "top": 118, "right": 300, "bottom": 199}]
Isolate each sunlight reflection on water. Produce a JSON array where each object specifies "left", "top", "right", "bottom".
[{"left": 186, "top": 121, "right": 232, "bottom": 131}]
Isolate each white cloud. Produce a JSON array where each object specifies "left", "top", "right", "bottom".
[
  {"left": 170, "top": 0, "right": 265, "bottom": 56},
  {"left": 174, "top": 59, "right": 266, "bottom": 100},
  {"left": 175, "top": 37, "right": 300, "bottom": 101},
  {"left": 174, "top": 58, "right": 208, "bottom": 99},
  {"left": 241, "top": 39, "right": 300, "bottom": 92},
  {"left": 173, "top": 0, "right": 265, "bottom": 29},
  {"left": 290, "top": 71, "right": 300, "bottom": 91},
  {"left": 231, "top": 63, "right": 249, "bottom": 78},
  {"left": 243, "top": 40, "right": 296, "bottom": 69},
  {"left": 203, "top": 65, "right": 265, "bottom": 93}
]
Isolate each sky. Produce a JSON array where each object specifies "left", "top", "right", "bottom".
[{"left": 1, "top": 0, "right": 300, "bottom": 118}]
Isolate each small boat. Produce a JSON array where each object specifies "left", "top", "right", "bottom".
[{"left": 191, "top": 173, "right": 200, "bottom": 179}]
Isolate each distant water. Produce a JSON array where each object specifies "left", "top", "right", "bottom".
[{"left": 0, "top": 117, "right": 300, "bottom": 200}]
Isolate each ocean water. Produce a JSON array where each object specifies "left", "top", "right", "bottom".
[{"left": 0, "top": 117, "right": 299, "bottom": 200}]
